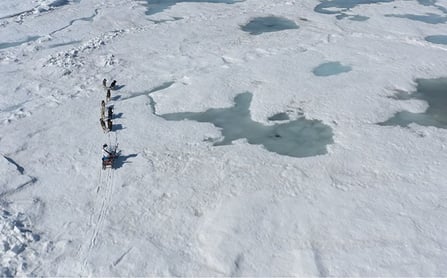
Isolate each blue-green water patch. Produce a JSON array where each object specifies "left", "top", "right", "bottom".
[
  {"left": 49, "top": 9, "right": 98, "bottom": 36},
  {"left": 50, "top": 0, "right": 70, "bottom": 7},
  {"left": 313, "top": 62, "right": 352, "bottom": 77},
  {"left": 240, "top": 16, "right": 299, "bottom": 35},
  {"left": 0, "top": 36, "right": 40, "bottom": 50},
  {"left": 417, "top": 0, "right": 447, "bottom": 13},
  {"left": 268, "top": 112, "right": 290, "bottom": 121},
  {"left": 349, "top": 15, "right": 370, "bottom": 21},
  {"left": 157, "top": 92, "right": 333, "bottom": 158},
  {"left": 378, "top": 77, "right": 447, "bottom": 128},
  {"left": 335, "top": 14, "right": 369, "bottom": 21},
  {"left": 385, "top": 13, "right": 447, "bottom": 24},
  {"left": 425, "top": 35, "right": 447, "bottom": 45},
  {"left": 138, "top": 0, "right": 243, "bottom": 16},
  {"left": 314, "top": 0, "right": 393, "bottom": 19}
]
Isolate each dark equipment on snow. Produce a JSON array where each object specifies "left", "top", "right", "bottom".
[
  {"left": 107, "top": 118, "right": 113, "bottom": 132},
  {"left": 102, "top": 144, "right": 119, "bottom": 170},
  {"left": 108, "top": 106, "right": 113, "bottom": 119},
  {"left": 100, "top": 118, "right": 107, "bottom": 132}
]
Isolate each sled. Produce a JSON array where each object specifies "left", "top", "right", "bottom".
[
  {"left": 102, "top": 157, "right": 114, "bottom": 169},
  {"left": 102, "top": 148, "right": 119, "bottom": 170}
]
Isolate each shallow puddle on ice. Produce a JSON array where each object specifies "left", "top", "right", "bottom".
[
  {"left": 425, "top": 35, "right": 447, "bottom": 45},
  {"left": 314, "top": 0, "right": 392, "bottom": 19},
  {"left": 347, "top": 15, "right": 369, "bottom": 21},
  {"left": 385, "top": 0, "right": 447, "bottom": 24},
  {"left": 0, "top": 36, "right": 40, "bottom": 50},
  {"left": 48, "top": 40, "right": 82, "bottom": 48},
  {"left": 138, "top": 0, "right": 243, "bottom": 16},
  {"left": 50, "top": 0, "right": 70, "bottom": 7},
  {"left": 158, "top": 92, "right": 333, "bottom": 158},
  {"left": 379, "top": 77, "right": 447, "bottom": 128},
  {"left": 385, "top": 13, "right": 447, "bottom": 24},
  {"left": 268, "top": 112, "right": 290, "bottom": 121},
  {"left": 335, "top": 13, "right": 370, "bottom": 21},
  {"left": 240, "top": 16, "right": 298, "bottom": 35},
  {"left": 313, "top": 62, "right": 352, "bottom": 77}
]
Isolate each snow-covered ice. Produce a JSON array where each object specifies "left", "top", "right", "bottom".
[{"left": 1, "top": 0, "right": 447, "bottom": 276}]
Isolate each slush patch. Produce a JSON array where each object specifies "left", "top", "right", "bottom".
[
  {"left": 268, "top": 112, "right": 290, "bottom": 121},
  {"left": 138, "top": 0, "right": 244, "bottom": 16},
  {"left": 240, "top": 16, "right": 298, "bottom": 35},
  {"left": 385, "top": 13, "right": 447, "bottom": 24},
  {"left": 313, "top": 62, "right": 352, "bottom": 77},
  {"left": 379, "top": 77, "right": 447, "bottom": 128},
  {"left": 0, "top": 36, "right": 40, "bottom": 50},
  {"left": 314, "top": 0, "right": 392, "bottom": 19},
  {"left": 158, "top": 92, "right": 333, "bottom": 158},
  {"left": 425, "top": 35, "right": 447, "bottom": 45}
]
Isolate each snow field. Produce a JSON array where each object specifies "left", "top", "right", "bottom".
[{"left": 1, "top": 0, "right": 447, "bottom": 275}]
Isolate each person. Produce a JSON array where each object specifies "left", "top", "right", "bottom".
[
  {"left": 102, "top": 78, "right": 107, "bottom": 87},
  {"left": 107, "top": 118, "right": 113, "bottom": 132},
  {"left": 102, "top": 144, "right": 114, "bottom": 163},
  {"left": 106, "top": 89, "right": 111, "bottom": 102},
  {"left": 100, "top": 100, "right": 106, "bottom": 119},
  {"left": 107, "top": 106, "right": 113, "bottom": 120},
  {"left": 102, "top": 144, "right": 117, "bottom": 169},
  {"left": 110, "top": 80, "right": 117, "bottom": 89},
  {"left": 100, "top": 118, "right": 107, "bottom": 132}
]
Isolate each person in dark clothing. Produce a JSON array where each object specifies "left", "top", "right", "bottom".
[
  {"left": 102, "top": 144, "right": 111, "bottom": 160},
  {"left": 102, "top": 78, "right": 107, "bottom": 87},
  {"left": 110, "top": 80, "right": 117, "bottom": 89},
  {"left": 106, "top": 89, "right": 111, "bottom": 102},
  {"left": 107, "top": 118, "right": 113, "bottom": 132},
  {"left": 107, "top": 106, "right": 113, "bottom": 120},
  {"left": 102, "top": 144, "right": 117, "bottom": 169}
]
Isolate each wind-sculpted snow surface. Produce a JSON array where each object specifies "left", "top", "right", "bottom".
[
  {"left": 1, "top": 0, "right": 447, "bottom": 276},
  {"left": 0, "top": 0, "right": 78, "bottom": 20},
  {"left": 0, "top": 207, "right": 43, "bottom": 277}
]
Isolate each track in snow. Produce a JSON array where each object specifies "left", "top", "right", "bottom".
[{"left": 79, "top": 161, "right": 116, "bottom": 274}]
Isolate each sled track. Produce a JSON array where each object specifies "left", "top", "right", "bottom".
[{"left": 81, "top": 165, "right": 115, "bottom": 273}]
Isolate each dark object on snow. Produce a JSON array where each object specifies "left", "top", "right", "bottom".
[
  {"left": 102, "top": 144, "right": 118, "bottom": 170},
  {"left": 107, "top": 106, "right": 113, "bottom": 119},
  {"left": 101, "top": 100, "right": 106, "bottom": 119},
  {"left": 110, "top": 80, "right": 117, "bottom": 89},
  {"left": 107, "top": 118, "right": 113, "bottom": 132},
  {"left": 102, "top": 78, "right": 107, "bottom": 87},
  {"left": 106, "top": 89, "right": 111, "bottom": 102},
  {"left": 100, "top": 118, "right": 107, "bottom": 132}
]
